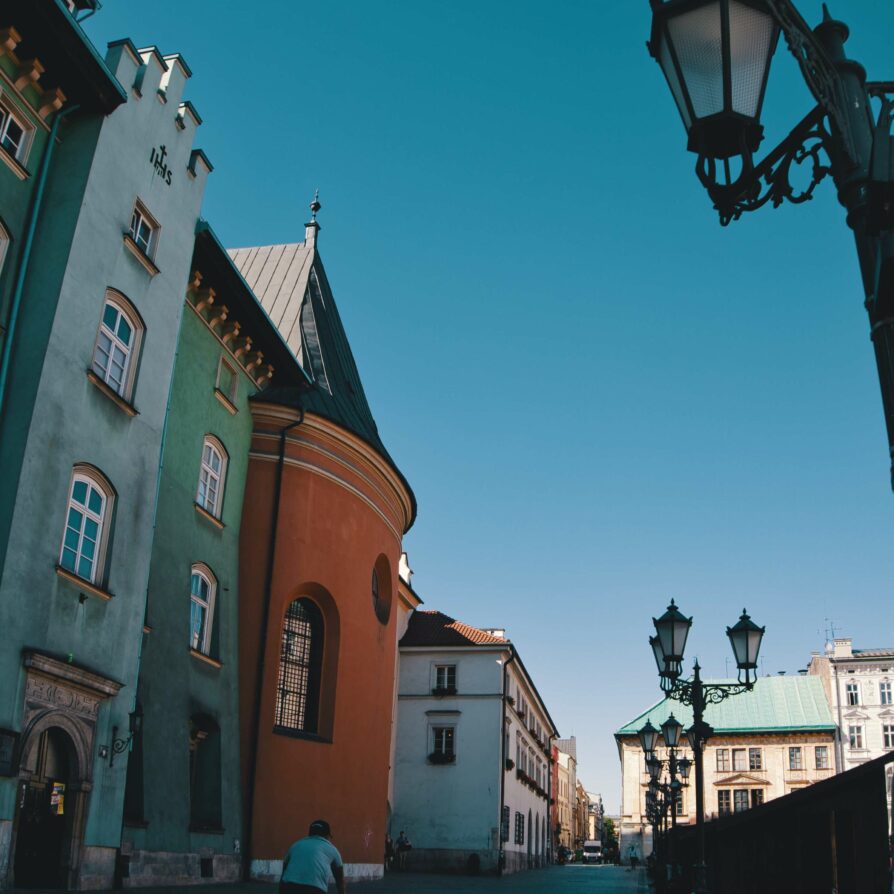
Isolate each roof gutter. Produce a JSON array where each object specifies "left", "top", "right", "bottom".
[{"left": 0, "top": 102, "right": 80, "bottom": 431}]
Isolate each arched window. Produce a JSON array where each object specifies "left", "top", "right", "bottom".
[
  {"left": 92, "top": 291, "right": 143, "bottom": 400},
  {"left": 0, "top": 220, "right": 9, "bottom": 278},
  {"left": 275, "top": 598, "right": 324, "bottom": 734},
  {"left": 59, "top": 466, "right": 114, "bottom": 584},
  {"left": 189, "top": 565, "right": 217, "bottom": 655},
  {"left": 196, "top": 436, "right": 227, "bottom": 518}
]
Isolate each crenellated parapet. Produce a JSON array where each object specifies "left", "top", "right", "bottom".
[
  {"left": 186, "top": 271, "right": 274, "bottom": 386},
  {"left": 0, "top": 26, "right": 66, "bottom": 120}
]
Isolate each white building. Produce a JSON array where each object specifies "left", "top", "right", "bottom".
[
  {"left": 392, "top": 610, "right": 559, "bottom": 874},
  {"left": 808, "top": 638, "right": 894, "bottom": 813}
]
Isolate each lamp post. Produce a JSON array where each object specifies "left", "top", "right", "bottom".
[
  {"left": 647, "top": 0, "right": 894, "bottom": 489},
  {"left": 649, "top": 601, "right": 765, "bottom": 893}
]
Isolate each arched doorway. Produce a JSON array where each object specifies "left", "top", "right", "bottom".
[
  {"left": 14, "top": 727, "right": 75, "bottom": 888},
  {"left": 527, "top": 809, "right": 532, "bottom": 868}
]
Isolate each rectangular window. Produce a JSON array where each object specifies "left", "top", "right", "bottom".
[
  {"left": 748, "top": 747, "right": 763, "bottom": 771},
  {"left": 715, "top": 749, "right": 730, "bottom": 772},
  {"left": 751, "top": 789, "right": 764, "bottom": 808},
  {"left": 515, "top": 811, "right": 525, "bottom": 845},
  {"left": 846, "top": 682, "right": 860, "bottom": 706},
  {"left": 432, "top": 726, "right": 455, "bottom": 759},
  {"left": 848, "top": 726, "right": 863, "bottom": 749},
  {"left": 434, "top": 665, "right": 456, "bottom": 691},
  {"left": 815, "top": 745, "right": 829, "bottom": 769},
  {"left": 0, "top": 100, "right": 29, "bottom": 160},
  {"left": 501, "top": 806, "right": 510, "bottom": 843},
  {"left": 733, "top": 789, "right": 749, "bottom": 813},
  {"left": 129, "top": 201, "right": 158, "bottom": 257},
  {"left": 717, "top": 791, "right": 731, "bottom": 816},
  {"left": 788, "top": 747, "right": 802, "bottom": 770},
  {"left": 880, "top": 682, "right": 892, "bottom": 705},
  {"left": 883, "top": 725, "right": 894, "bottom": 749},
  {"left": 732, "top": 748, "right": 746, "bottom": 771},
  {"left": 216, "top": 357, "right": 238, "bottom": 403}
]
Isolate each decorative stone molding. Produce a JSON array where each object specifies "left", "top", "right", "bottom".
[{"left": 187, "top": 272, "right": 275, "bottom": 386}]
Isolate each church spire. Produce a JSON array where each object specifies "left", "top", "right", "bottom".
[{"left": 305, "top": 189, "right": 321, "bottom": 247}]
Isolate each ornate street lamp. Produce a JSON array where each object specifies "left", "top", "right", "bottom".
[
  {"left": 649, "top": 0, "right": 780, "bottom": 159},
  {"left": 646, "top": 601, "right": 765, "bottom": 893},
  {"left": 647, "top": 0, "right": 894, "bottom": 488},
  {"left": 638, "top": 719, "right": 661, "bottom": 756},
  {"left": 727, "top": 609, "right": 766, "bottom": 684},
  {"left": 677, "top": 754, "right": 693, "bottom": 781}
]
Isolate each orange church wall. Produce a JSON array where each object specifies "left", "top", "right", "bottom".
[{"left": 239, "top": 404, "right": 413, "bottom": 878}]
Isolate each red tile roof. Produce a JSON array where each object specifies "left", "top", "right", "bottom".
[{"left": 400, "top": 610, "right": 509, "bottom": 647}]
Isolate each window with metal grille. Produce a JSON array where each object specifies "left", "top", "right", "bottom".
[
  {"left": 514, "top": 811, "right": 524, "bottom": 845},
  {"left": 274, "top": 598, "right": 323, "bottom": 734},
  {"left": 501, "top": 805, "right": 510, "bottom": 842}
]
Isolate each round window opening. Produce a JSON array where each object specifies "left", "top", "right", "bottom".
[{"left": 371, "top": 559, "right": 392, "bottom": 625}]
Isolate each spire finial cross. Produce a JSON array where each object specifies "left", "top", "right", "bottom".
[{"left": 310, "top": 189, "right": 321, "bottom": 221}]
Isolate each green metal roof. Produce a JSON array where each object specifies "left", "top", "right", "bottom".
[{"left": 616, "top": 675, "right": 835, "bottom": 737}]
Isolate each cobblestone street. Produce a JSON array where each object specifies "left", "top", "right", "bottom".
[{"left": 11, "top": 866, "right": 649, "bottom": 894}]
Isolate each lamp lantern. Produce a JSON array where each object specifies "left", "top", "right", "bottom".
[
  {"left": 653, "top": 599, "right": 692, "bottom": 675},
  {"left": 647, "top": 0, "right": 780, "bottom": 159},
  {"left": 678, "top": 755, "right": 692, "bottom": 780},
  {"left": 638, "top": 719, "right": 661, "bottom": 755},
  {"left": 661, "top": 712, "right": 684, "bottom": 749},
  {"left": 726, "top": 608, "right": 765, "bottom": 684}
]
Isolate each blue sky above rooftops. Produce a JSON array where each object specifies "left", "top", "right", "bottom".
[{"left": 85, "top": 1, "right": 894, "bottom": 813}]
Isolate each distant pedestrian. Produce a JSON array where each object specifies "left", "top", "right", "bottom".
[
  {"left": 384, "top": 833, "right": 394, "bottom": 871},
  {"left": 396, "top": 830, "right": 412, "bottom": 871},
  {"left": 280, "top": 819, "right": 345, "bottom": 894}
]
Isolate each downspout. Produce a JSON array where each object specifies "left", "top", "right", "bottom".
[
  {"left": 497, "top": 646, "right": 517, "bottom": 878},
  {"left": 832, "top": 661, "right": 845, "bottom": 772},
  {"left": 243, "top": 404, "right": 305, "bottom": 881},
  {"left": 0, "top": 103, "right": 80, "bottom": 427}
]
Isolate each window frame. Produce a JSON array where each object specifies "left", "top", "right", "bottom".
[
  {"left": 815, "top": 745, "right": 829, "bottom": 769},
  {"left": 189, "top": 564, "right": 217, "bottom": 656},
  {"left": 129, "top": 199, "right": 160, "bottom": 258},
  {"left": 717, "top": 790, "right": 731, "bottom": 816},
  {"left": 91, "top": 290, "right": 144, "bottom": 401},
  {"left": 715, "top": 748, "right": 730, "bottom": 772},
  {"left": 58, "top": 466, "right": 114, "bottom": 586},
  {"left": 0, "top": 220, "right": 9, "bottom": 278},
  {"left": 883, "top": 724, "right": 894, "bottom": 749},
  {"left": 215, "top": 356, "right": 238, "bottom": 404},
  {"left": 732, "top": 789, "right": 749, "bottom": 813},
  {"left": 880, "top": 681, "right": 892, "bottom": 706},
  {"left": 788, "top": 746, "right": 803, "bottom": 770},
  {"left": 848, "top": 725, "right": 864, "bottom": 749},
  {"left": 431, "top": 725, "right": 456, "bottom": 761},
  {"left": 196, "top": 435, "right": 228, "bottom": 519},
  {"left": 732, "top": 748, "right": 746, "bottom": 772},
  {"left": 434, "top": 664, "right": 457, "bottom": 692},
  {"left": 846, "top": 681, "right": 860, "bottom": 706},
  {"left": 0, "top": 96, "right": 32, "bottom": 163},
  {"left": 748, "top": 747, "right": 763, "bottom": 771},
  {"left": 274, "top": 597, "right": 324, "bottom": 735}
]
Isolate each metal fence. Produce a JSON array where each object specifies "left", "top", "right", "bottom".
[{"left": 654, "top": 751, "right": 893, "bottom": 894}]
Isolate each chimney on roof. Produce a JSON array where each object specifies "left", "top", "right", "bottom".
[
  {"left": 482, "top": 628, "right": 506, "bottom": 640},
  {"left": 305, "top": 190, "right": 321, "bottom": 248},
  {"left": 833, "top": 637, "right": 853, "bottom": 659}
]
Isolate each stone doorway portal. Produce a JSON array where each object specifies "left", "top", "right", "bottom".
[{"left": 14, "top": 727, "right": 74, "bottom": 888}]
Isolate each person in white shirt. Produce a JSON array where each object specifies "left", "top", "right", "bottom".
[{"left": 280, "top": 820, "right": 345, "bottom": 894}]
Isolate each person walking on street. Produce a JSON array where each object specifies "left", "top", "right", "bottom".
[
  {"left": 280, "top": 819, "right": 345, "bottom": 894},
  {"left": 396, "top": 830, "right": 412, "bottom": 871}
]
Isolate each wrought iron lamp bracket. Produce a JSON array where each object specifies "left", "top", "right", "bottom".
[
  {"left": 697, "top": 106, "right": 833, "bottom": 226},
  {"left": 667, "top": 677, "right": 752, "bottom": 708}
]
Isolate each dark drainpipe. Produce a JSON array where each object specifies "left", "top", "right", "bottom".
[
  {"left": 497, "top": 646, "right": 517, "bottom": 878},
  {"left": 242, "top": 403, "right": 305, "bottom": 881}
]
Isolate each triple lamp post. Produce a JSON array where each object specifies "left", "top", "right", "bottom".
[{"left": 644, "top": 600, "right": 765, "bottom": 893}]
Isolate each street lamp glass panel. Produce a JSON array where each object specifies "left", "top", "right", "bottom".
[
  {"left": 654, "top": 599, "right": 692, "bottom": 664},
  {"left": 678, "top": 756, "right": 692, "bottom": 780},
  {"left": 647, "top": 757, "right": 662, "bottom": 781},
  {"left": 650, "top": 635, "right": 668, "bottom": 676},
  {"left": 638, "top": 720, "right": 660, "bottom": 754},
  {"left": 728, "top": 1, "right": 776, "bottom": 117},
  {"left": 727, "top": 608, "right": 765, "bottom": 680},
  {"left": 666, "top": 2, "right": 724, "bottom": 120},
  {"left": 661, "top": 713, "right": 683, "bottom": 749}
]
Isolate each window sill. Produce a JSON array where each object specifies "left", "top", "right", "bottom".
[
  {"left": 194, "top": 502, "right": 225, "bottom": 530},
  {"left": 213, "top": 387, "right": 238, "bottom": 415},
  {"left": 86, "top": 370, "right": 139, "bottom": 417},
  {"left": 189, "top": 824, "right": 224, "bottom": 835},
  {"left": 0, "top": 144, "right": 30, "bottom": 181},
  {"left": 272, "top": 726, "right": 331, "bottom": 744},
  {"left": 189, "top": 648, "right": 222, "bottom": 669},
  {"left": 122, "top": 233, "right": 160, "bottom": 276},
  {"left": 55, "top": 565, "right": 114, "bottom": 601}
]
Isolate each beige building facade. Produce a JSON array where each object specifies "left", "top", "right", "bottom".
[{"left": 615, "top": 675, "right": 837, "bottom": 861}]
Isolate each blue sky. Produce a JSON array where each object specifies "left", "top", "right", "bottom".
[{"left": 86, "top": 2, "right": 894, "bottom": 814}]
